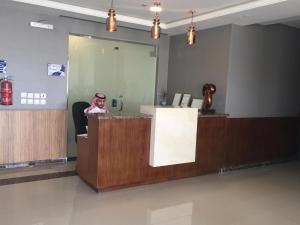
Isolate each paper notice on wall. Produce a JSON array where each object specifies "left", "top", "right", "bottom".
[
  {"left": 48, "top": 64, "right": 66, "bottom": 77},
  {"left": 0, "top": 60, "right": 7, "bottom": 73}
]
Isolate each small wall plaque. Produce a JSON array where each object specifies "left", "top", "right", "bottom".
[
  {"left": 48, "top": 64, "right": 66, "bottom": 77},
  {"left": 0, "top": 60, "right": 7, "bottom": 73}
]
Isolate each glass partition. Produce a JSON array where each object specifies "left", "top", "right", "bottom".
[{"left": 67, "top": 35, "right": 157, "bottom": 157}]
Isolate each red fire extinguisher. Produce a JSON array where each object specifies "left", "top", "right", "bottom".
[{"left": 0, "top": 76, "right": 13, "bottom": 105}]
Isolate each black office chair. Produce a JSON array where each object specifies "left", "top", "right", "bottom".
[{"left": 72, "top": 101, "right": 90, "bottom": 143}]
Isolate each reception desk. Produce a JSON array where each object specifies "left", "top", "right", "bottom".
[
  {"left": 76, "top": 111, "right": 298, "bottom": 192},
  {"left": 76, "top": 111, "right": 228, "bottom": 192}
]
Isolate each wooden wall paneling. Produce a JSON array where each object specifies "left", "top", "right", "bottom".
[
  {"left": 0, "top": 112, "right": 4, "bottom": 164},
  {"left": 196, "top": 117, "right": 226, "bottom": 173},
  {"left": 7, "top": 111, "right": 17, "bottom": 164},
  {"left": 298, "top": 115, "right": 300, "bottom": 158},
  {"left": 76, "top": 135, "right": 89, "bottom": 175},
  {"left": 144, "top": 164, "right": 174, "bottom": 183},
  {"left": 0, "top": 110, "right": 67, "bottom": 164},
  {"left": 16, "top": 111, "right": 35, "bottom": 163},
  {"left": 254, "top": 118, "right": 265, "bottom": 163},
  {"left": 229, "top": 118, "right": 263, "bottom": 166},
  {"left": 98, "top": 118, "right": 151, "bottom": 189},
  {"left": 240, "top": 118, "right": 264, "bottom": 165},
  {"left": 224, "top": 119, "right": 242, "bottom": 167},
  {"left": 224, "top": 119, "right": 261, "bottom": 167},
  {"left": 126, "top": 119, "right": 152, "bottom": 182},
  {"left": 0, "top": 111, "right": 11, "bottom": 164},
  {"left": 87, "top": 115, "right": 100, "bottom": 188},
  {"left": 276, "top": 118, "right": 290, "bottom": 159},
  {"left": 224, "top": 117, "right": 298, "bottom": 168},
  {"left": 262, "top": 118, "right": 279, "bottom": 161},
  {"left": 33, "top": 111, "right": 50, "bottom": 161},
  {"left": 49, "top": 110, "right": 67, "bottom": 159},
  {"left": 233, "top": 119, "right": 252, "bottom": 165},
  {"left": 263, "top": 118, "right": 297, "bottom": 161},
  {"left": 76, "top": 115, "right": 99, "bottom": 189},
  {"left": 76, "top": 115, "right": 299, "bottom": 191},
  {"left": 280, "top": 118, "right": 297, "bottom": 159},
  {"left": 30, "top": 110, "right": 67, "bottom": 161},
  {"left": 172, "top": 163, "right": 198, "bottom": 179}
]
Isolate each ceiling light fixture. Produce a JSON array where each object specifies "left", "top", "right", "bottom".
[
  {"left": 151, "top": 13, "right": 161, "bottom": 40},
  {"left": 106, "top": 0, "right": 117, "bottom": 32},
  {"left": 30, "top": 21, "right": 54, "bottom": 30},
  {"left": 167, "top": 0, "right": 288, "bottom": 29},
  {"left": 150, "top": 2, "right": 162, "bottom": 13},
  {"left": 187, "top": 11, "right": 196, "bottom": 45},
  {"left": 12, "top": 0, "right": 287, "bottom": 31}
]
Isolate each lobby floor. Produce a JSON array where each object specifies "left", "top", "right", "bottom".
[{"left": 0, "top": 161, "right": 299, "bottom": 225}]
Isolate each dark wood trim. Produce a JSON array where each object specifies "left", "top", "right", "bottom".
[
  {"left": 224, "top": 117, "right": 298, "bottom": 167},
  {"left": 76, "top": 116, "right": 299, "bottom": 192},
  {"left": 297, "top": 113, "right": 300, "bottom": 159},
  {"left": 0, "top": 171, "right": 77, "bottom": 186}
]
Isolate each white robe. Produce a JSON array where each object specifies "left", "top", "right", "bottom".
[{"left": 84, "top": 107, "right": 107, "bottom": 114}]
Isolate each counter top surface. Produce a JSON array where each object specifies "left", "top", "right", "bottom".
[
  {"left": 87, "top": 112, "right": 228, "bottom": 119},
  {"left": 89, "top": 112, "right": 152, "bottom": 119},
  {"left": 198, "top": 113, "right": 229, "bottom": 118}
]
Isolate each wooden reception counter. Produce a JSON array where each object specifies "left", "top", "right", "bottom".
[{"left": 76, "top": 112, "right": 298, "bottom": 192}]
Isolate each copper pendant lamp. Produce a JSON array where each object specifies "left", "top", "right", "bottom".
[
  {"left": 106, "top": 0, "right": 117, "bottom": 32},
  {"left": 187, "top": 11, "right": 196, "bottom": 45},
  {"left": 151, "top": 13, "right": 161, "bottom": 40}
]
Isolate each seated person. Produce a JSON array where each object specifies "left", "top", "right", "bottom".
[{"left": 84, "top": 93, "right": 109, "bottom": 114}]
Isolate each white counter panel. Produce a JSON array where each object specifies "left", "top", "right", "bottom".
[{"left": 141, "top": 106, "right": 198, "bottom": 167}]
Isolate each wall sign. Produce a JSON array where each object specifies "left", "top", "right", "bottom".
[
  {"left": 48, "top": 64, "right": 66, "bottom": 77},
  {"left": 0, "top": 60, "right": 7, "bottom": 73}
]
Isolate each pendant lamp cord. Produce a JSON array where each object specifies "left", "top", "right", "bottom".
[{"left": 111, "top": 0, "right": 114, "bottom": 8}]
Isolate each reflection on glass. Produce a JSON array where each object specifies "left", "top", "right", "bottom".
[{"left": 67, "top": 35, "right": 157, "bottom": 157}]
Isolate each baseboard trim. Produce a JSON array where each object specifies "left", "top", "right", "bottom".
[
  {"left": 219, "top": 158, "right": 298, "bottom": 175},
  {"left": 0, "top": 158, "right": 67, "bottom": 169},
  {"left": 0, "top": 171, "right": 77, "bottom": 186}
]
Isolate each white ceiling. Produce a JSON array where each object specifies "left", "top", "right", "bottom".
[
  {"left": 52, "top": 0, "right": 252, "bottom": 23},
  {"left": 281, "top": 16, "right": 300, "bottom": 29},
  {"left": 7, "top": 0, "right": 300, "bottom": 34}
]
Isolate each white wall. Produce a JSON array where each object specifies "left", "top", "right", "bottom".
[
  {"left": 0, "top": 1, "right": 170, "bottom": 109},
  {"left": 167, "top": 24, "right": 300, "bottom": 117},
  {"left": 167, "top": 25, "right": 232, "bottom": 113},
  {"left": 226, "top": 24, "right": 300, "bottom": 118}
]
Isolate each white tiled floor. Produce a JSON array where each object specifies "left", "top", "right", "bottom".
[
  {"left": 0, "top": 161, "right": 76, "bottom": 180},
  {"left": 0, "top": 161, "right": 299, "bottom": 225}
]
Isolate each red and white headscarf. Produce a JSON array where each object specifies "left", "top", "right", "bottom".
[{"left": 85, "top": 93, "right": 109, "bottom": 114}]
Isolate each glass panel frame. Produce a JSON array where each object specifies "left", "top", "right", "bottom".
[{"left": 66, "top": 34, "right": 159, "bottom": 157}]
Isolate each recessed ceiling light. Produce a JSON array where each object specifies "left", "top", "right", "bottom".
[
  {"left": 30, "top": 21, "right": 54, "bottom": 30},
  {"left": 150, "top": 2, "right": 162, "bottom": 13}
]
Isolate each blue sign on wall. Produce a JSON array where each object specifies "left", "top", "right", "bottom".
[
  {"left": 48, "top": 64, "right": 66, "bottom": 77},
  {"left": 0, "top": 60, "right": 7, "bottom": 73}
]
